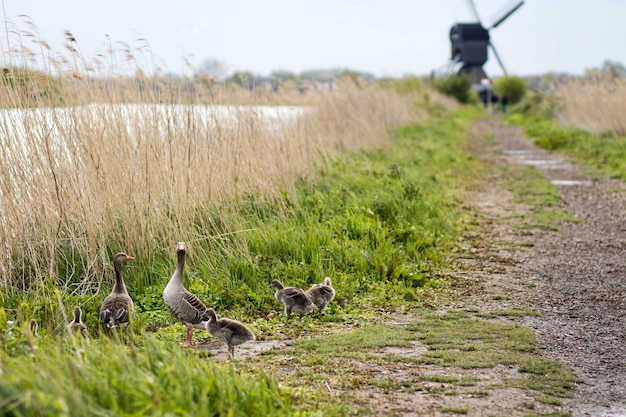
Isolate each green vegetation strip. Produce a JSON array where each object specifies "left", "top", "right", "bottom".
[
  {"left": 0, "top": 106, "right": 578, "bottom": 415},
  {"left": 499, "top": 163, "right": 580, "bottom": 230},
  {"left": 1, "top": 107, "right": 485, "bottom": 416},
  {"left": 506, "top": 112, "right": 626, "bottom": 180},
  {"left": 256, "top": 310, "right": 578, "bottom": 412}
]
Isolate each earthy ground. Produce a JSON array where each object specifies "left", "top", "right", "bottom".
[
  {"left": 459, "top": 118, "right": 626, "bottom": 417},
  {"left": 202, "top": 118, "right": 626, "bottom": 416}
]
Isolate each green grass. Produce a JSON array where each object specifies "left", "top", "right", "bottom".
[
  {"left": 0, "top": 105, "right": 580, "bottom": 416},
  {"left": 409, "top": 311, "right": 580, "bottom": 404},
  {"left": 0, "top": 106, "right": 488, "bottom": 415},
  {"left": 0, "top": 322, "right": 335, "bottom": 417},
  {"left": 3, "top": 106, "right": 486, "bottom": 332},
  {"left": 506, "top": 113, "right": 626, "bottom": 180},
  {"left": 249, "top": 308, "right": 577, "bottom": 413},
  {"left": 498, "top": 162, "right": 580, "bottom": 230},
  {"left": 440, "top": 406, "right": 468, "bottom": 414}
]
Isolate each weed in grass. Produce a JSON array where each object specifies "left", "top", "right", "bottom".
[
  {"left": 419, "top": 375, "right": 479, "bottom": 387},
  {"left": 440, "top": 406, "right": 469, "bottom": 414},
  {"left": 476, "top": 308, "right": 541, "bottom": 319},
  {"left": 491, "top": 294, "right": 512, "bottom": 300},
  {"left": 294, "top": 325, "right": 415, "bottom": 355}
]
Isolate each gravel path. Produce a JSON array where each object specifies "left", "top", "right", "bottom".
[{"left": 473, "top": 119, "right": 626, "bottom": 417}]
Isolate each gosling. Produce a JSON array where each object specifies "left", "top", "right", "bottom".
[
  {"left": 306, "top": 277, "right": 336, "bottom": 314},
  {"left": 68, "top": 306, "right": 89, "bottom": 339},
  {"left": 270, "top": 279, "right": 315, "bottom": 322},
  {"left": 29, "top": 319, "right": 39, "bottom": 338},
  {"left": 203, "top": 308, "right": 255, "bottom": 359}
]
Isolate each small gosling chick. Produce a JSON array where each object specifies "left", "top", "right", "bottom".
[
  {"left": 29, "top": 319, "right": 39, "bottom": 338},
  {"left": 68, "top": 306, "right": 89, "bottom": 339},
  {"left": 306, "top": 277, "right": 336, "bottom": 314},
  {"left": 203, "top": 308, "right": 255, "bottom": 359},
  {"left": 270, "top": 279, "right": 315, "bottom": 322}
]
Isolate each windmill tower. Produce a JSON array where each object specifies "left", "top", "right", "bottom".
[{"left": 450, "top": 0, "right": 524, "bottom": 83}]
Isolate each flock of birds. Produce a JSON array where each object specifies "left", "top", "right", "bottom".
[{"left": 34, "top": 241, "right": 336, "bottom": 359}]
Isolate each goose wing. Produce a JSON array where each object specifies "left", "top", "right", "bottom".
[
  {"left": 100, "top": 295, "right": 133, "bottom": 327},
  {"left": 282, "top": 287, "right": 306, "bottom": 299},
  {"left": 166, "top": 289, "right": 208, "bottom": 325}
]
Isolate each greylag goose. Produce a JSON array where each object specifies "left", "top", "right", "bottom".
[
  {"left": 203, "top": 308, "right": 255, "bottom": 359},
  {"left": 306, "top": 277, "right": 336, "bottom": 313},
  {"left": 163, "top": 242, "right": 209, "bottom": 347},
  {"left": 270, "top": 279, "right": 315, "bottom": 321},
  {"left": 100, "top": 252, "right": 135, "bottom": 328},
  {"left": 68, "top": 306, "right": 89, "bottom": 339}
]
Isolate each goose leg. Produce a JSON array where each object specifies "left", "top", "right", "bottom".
[{"left": 182, "top": 327, "right": 194, "bottom": 347}]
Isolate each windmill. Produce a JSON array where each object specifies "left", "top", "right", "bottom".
[{"left": 449, "top": 0, "right": 524, "bottom": 83}]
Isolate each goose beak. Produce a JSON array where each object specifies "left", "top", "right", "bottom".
[
  {"left": 177, "top": 242, "right": 186, "bottom": 251},
  {"left": 126, "top": 255, "right": 135, "bottom": 261}
]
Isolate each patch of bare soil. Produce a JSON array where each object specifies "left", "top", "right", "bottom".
[{"left": 462, "top": 118, "right": 626, "bottom": 417}]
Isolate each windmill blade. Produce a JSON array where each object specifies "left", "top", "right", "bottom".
[
  {"left": 489, "top": 41, "right": 508, "bottom": 75},
  {"left": 489, "top": 0, "right": 524, "bottom": 29},
  {"left": 466, "top": 0, "right": 483, "bottom": 23}
]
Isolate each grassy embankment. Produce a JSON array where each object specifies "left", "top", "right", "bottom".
[
  {"left": 0, "top": 66, "right": 479, "bottom": 413},
  {"left": 506, "top": 75, "right": 626, "bottom": 179},
  {"left": 0, "top": 24, "right": 478, "bottom": 415},
  {"left": 0, "top": 24, "right": 579, "bottom": 416}
]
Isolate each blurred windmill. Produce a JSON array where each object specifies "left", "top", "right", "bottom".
[{"left": 449, "top": 0, "right": 524, "bottom": 83}]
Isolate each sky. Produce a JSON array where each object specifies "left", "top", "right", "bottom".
[{"left": 1, "top": 0, "right": 625, "bottom": 79}]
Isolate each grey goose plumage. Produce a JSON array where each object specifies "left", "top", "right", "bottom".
[
  {"left": 163, "top": 242, "right": 209, "bottom": 347},
  {"left": 203, "top": 308, "right": 255, "bottom": 359},
  {"left": 100, "top": 253, "right": 135, "bottom": 328},
  {"left": 270, "top": 279, "right": 315, "bottom": 321},
  {"left": 306, "top": 277, "right": 336, "bottom": 313},
  {"left": 68, "top": 306, "right": 89, "bottom": 339}
]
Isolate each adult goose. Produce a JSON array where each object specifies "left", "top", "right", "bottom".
[
  {"left": 306, "top": 277, "right": 336, "bottom": 314},
  {"left": 270, "top": 279, "right": 315, "bottom": 322},
  {"left": 68, "top": 306, "right": 89, "bottom": 339},
  {"left": 163, "top": 242, "right": 209, "bottom": 347},
  {"left": 203, "top": 308, "right": 255, "bottom": 359},
  {"left": 100, "top": 252, "right": 135, "bottom": 328}
]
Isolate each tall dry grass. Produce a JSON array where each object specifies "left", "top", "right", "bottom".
[
  {"left": 0, "top": 20, "right": 430, "bottom": 298},
  {"left": 552, "top": 75, "right": 626, "bottom": 135}
]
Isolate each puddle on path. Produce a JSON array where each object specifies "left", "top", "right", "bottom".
[{"left": 551, "top": 180, "right": 593, "bottom": 186}]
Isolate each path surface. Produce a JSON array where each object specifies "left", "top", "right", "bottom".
[
  {"left": 199, "top": 118, "right": 626, "bottom": 417},
  {"left": 470, "top": 119, "right": 626, "bottom": 417}
]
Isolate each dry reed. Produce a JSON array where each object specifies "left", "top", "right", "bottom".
[
  {"left": 0, "top": 20, "right": 429, "bottom": 296},
  {"left": 552, "top": 75, "right": 626, "bottom": 135}
]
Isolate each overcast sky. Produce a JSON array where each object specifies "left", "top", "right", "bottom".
[{"left": 1, "top": 0, "right": 625, "bottom": 78}]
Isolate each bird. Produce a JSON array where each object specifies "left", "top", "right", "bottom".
[
  {"left": 306, "top": 277, "right": 336, "bottom": 314},
  {"left": 28, "top": 319, "right": 39, "bottom": 338},
  {"left": 100, "top": 252, "right": 135, "bottom": 328},
  {"left": 163, "top": 242, "right": 209, "bottom": 347},
  {"left": 203, "top": 308, "right": 255, "bottom": 359},
  {"left": 270, "top": 279, "right": 315, "bottom": 322},
  {"left": 68, "top": 306, "right": 89, "bottom": 339}
]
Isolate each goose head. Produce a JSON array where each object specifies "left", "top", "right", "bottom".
[
  {"left": 114, "top": 252, "right": 135, "bottom": 264},
  {"left": 270, "top": 279, "right": 284, "bottom": 290},
  {"left": 73, "top": 306, "right": 83, "bottom": 323}
]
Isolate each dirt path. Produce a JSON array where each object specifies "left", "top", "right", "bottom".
[
  {"left": 204, "top": 118, "right": 625, "bottom": 417},
  {"left": 466, "top": 118, "right": 626, "bottom": 417}
]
